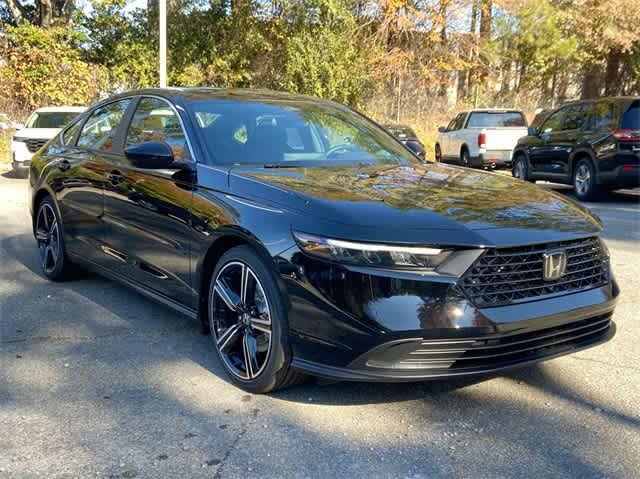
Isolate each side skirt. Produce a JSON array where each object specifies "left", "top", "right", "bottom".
[{"left": 67, "top": 252, "right": 199, "bottom": 320}]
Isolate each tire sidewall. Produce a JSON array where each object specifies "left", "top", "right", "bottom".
[
  {"left": 37, "top": 197, "right": 69, "bottom": 281},
  {"left": 461, "top": 149, "right": 470, "bottom": 167},
  {"left": 573, "top": 159, "right": 597, "bottom": 201},
  {"left": 208, "top": 245, "right": 292, "bottom": 393},
  {"left": 513, "top": 156, "right": 528, "bottom": 181},
  {"left": 435, "top": 144, "right": 441, "bottom": 162}
]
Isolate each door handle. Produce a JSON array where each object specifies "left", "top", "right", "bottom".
[
  {"left": 107, "top": 170, "right": 124, "bottom": 185},
  {"left": 57, "top": 159, "right": 71, "bottom": 171}
]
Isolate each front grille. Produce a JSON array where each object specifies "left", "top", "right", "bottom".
[
  {"left": 388, "top": 314, "right": 612, "bottom": 371},
  {"left": 25, "top": 138, "right": 47, "bottom": 153},
  {"left": 460, "top": 237, "right": 609, "bottom": 308}
]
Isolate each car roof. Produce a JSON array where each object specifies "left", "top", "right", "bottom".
[
  {"left": 34, "top": 106, "right": 86, "bottom": 113},
  {"left": 105, "top": 87, "right": 338, "bottom": 106},
  {"left": 467, "top": 108, "right": 523, "bottom": 112}
]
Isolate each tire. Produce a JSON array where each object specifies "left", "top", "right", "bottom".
[
  {"left": 460, "top": 148, "right": 471, "bottom": 168},
  {"left": 35, "top": 196, "right": 76, "bottom": 281},
  {"left": 512, "top": 155, "right": 534, "bottom": 182},
  {"left": 207, "top": 245, "right": 304, "bottom": 393},
  {"left": 573, "top": 158, "right": 600, "bottom": 201},
  {"left": 434, "top": 144, "right": 442, "bottom": 162}
]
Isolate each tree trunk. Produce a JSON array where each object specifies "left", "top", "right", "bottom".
[
  {"left": 604, "top": 49, "right": 622, "bottom": 96},
  {"left": 6, "top": 0, "right": 27, "bottom": 24},
  {"left": 466, "top": 0, "right": 479, "bottom": 93},
  {"left": 478, "top": 0, "right": 492, "bottom": 84},
  {"left": 581, "top": 63, "right": 601, "bottom": 99}
]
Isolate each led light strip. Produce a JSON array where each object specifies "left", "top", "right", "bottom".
[{"left": 324, "top": 238, "right": 442, "bottom": 256}]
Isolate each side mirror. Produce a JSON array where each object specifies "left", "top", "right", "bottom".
[
  {"left": 527, "top": 127, "right": 538, "bottom": 137},
  {"left": 438, "top": 126, "right": 446, "bottom": 133},
  {"left": 125, "top": 141, "right": 174, "bottom": 169}
]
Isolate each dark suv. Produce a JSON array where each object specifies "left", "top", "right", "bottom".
[{"left": 512, "top": 97, "right": 640, "bottom": 200}]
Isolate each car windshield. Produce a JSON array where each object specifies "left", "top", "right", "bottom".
[
  {"left": 187, "top": 98, "right": 417, "bottom": 167},
  {"left": 466, "top": 111, "right": 526, "bottom": 128},
  {"left": 26, "top": 111, "right": 79, "bottom": 129}
]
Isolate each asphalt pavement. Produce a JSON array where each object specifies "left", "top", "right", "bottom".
[{"left": 1, "top": 170, "right": 639, "bottom": 479}]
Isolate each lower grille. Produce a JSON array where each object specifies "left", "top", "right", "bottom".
[
  {"left": 25, "top": 138, "right": 48, "bottom": 153},
  {"left": 460, "top": 237, "right": 609, "bottom": 307},
  {"left": 368, "top": 314, "right": 612, "bottom": 372}
]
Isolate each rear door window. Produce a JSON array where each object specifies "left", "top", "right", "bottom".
[
  {"left": 466, "top": 111, "right": 526, "bottom": 128},
  {"left": 77, "top": 100, "right": 131, "bottom": 152},
  {"left": 562, "top": 104, "right": 589, "bottom": 130}
]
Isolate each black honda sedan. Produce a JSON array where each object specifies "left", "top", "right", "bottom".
[{"left": 28, "top": 89, "right": 618, "bottom": 393}]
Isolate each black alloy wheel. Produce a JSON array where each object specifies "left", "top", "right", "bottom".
[
  {"left": 35, "top": 197, "right": 74, "bottom": 280},
  {"left": 208, "top": 246, "right": 303, "bottom": 393}
]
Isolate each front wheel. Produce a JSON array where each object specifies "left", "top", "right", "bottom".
[
  {"left": 434, "top": 144, "right": 442, "bottom": 162},
  {"left": 512, "top": 156, "right": 533, "bottom": 182},
  {"left": 208, "top": 246, "right": 304, "bottom": 393}
]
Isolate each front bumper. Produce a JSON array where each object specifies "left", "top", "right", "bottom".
[{"left": 279, "top": 247, "right": 618, "bottom": 382}]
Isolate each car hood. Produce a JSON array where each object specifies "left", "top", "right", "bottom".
[
  {"left": 13, "top": 128, "right": 61, "bottom": 139},
  {"left": 228, "top": 162, "right": 602, "bottom": 247}
]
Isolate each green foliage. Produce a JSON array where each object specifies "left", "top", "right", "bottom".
[
  {"left": 492, "top": 0, "right": 579, "bottom": 89},
  {"left": 0, "top": 23, "right": 108, "bottom": 110},
  {"left": 83, "top": 0, "right": 157, "bottom": 89},
  {"left": 279, "top": 25, "right": 371, "bottom": 105}
]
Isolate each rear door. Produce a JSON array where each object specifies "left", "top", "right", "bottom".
[
  {"left": 54, "top": 99, "right": 132, "bottom": 266},
  {"left": 102, "top": 96, "right": 196, "bottom": 307}
]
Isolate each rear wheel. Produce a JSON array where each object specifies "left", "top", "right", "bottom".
[
  {"left": 573, "top": 158, "right": 600, "bottom": 201},
  {"left": 208, "top": 246, "right": 304, "bottom": 393},
  {"left": 460, "top": 148, "right": 471, "bottom": 168},
  {"left": 434, "top": 144, "right": 442, "bottom": 162},
  {"left": 35, "top": 196, "right": 75, "bottom": 281}
]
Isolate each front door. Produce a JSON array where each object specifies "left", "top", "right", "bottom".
[
  {"left": 529, "top": 108, "right": 566, "bottom": 174},
  {"left": 102, "top": 96, "right": 196, "bottom": 307}
]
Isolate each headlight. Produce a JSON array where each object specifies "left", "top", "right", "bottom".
[
  {"left": 12, "top": 136, "right": 27, "bottom": 142},
  {"left": 293, "top": 231, "right": 483, "bottom": 276}
]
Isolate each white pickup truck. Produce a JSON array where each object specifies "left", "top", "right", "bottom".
[{"left": 435, "top": 109, "right": 528, "bottom": 168}]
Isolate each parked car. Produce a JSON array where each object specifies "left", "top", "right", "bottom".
[
  {"left": 384, "top": 124, "right": 425, "bottom": 159},
  {"left": 0, "top": 113, "right": 22, "bottom": 131},
  {"left": 11, "top": 106, "right": 85, "bottom": 177},
  {"left": 29, "top": 89, "right": 617, "bottom": 393},
  {"left": 435, "top": 109, "right": 528, "bottom": 168},
  {"left": 512, "top": 97, "right": 640, "bottom": 200}
]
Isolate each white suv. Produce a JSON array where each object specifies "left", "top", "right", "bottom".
[
  {"left": 11, "top": 106, "right": 85, "bottom": 177},
  {"left": 435, "top": 109, "right": 528, "bottom": 168}
]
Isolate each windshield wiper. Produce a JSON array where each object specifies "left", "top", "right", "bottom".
[{"left": 263, "top": 163, "right": 302, "bottom": 168}]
